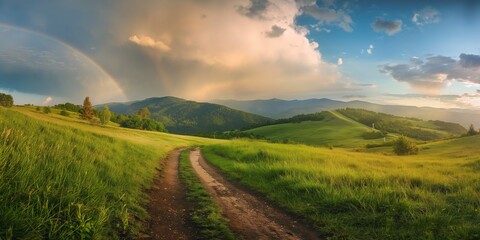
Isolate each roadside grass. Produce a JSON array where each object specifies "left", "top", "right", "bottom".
[
  {"left": 203, "top": 139, "right": 480, "bottom": 240},
  {"left": 0, "top": 107, "right": 220, "bottom": 239},
  {"left": 178, "top": 150, "right": 235, "bottom": 240}
]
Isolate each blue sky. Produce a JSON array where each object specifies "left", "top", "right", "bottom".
[{"left": 0, "top": 0, "right": 480, "bottom": 108}]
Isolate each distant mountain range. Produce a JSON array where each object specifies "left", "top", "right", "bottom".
[
  {"left": 213, "top": 98, "right": 480, "bottom": 128},
  {"left": 97, "top": 96, "right": 270, "bottom": 134}
]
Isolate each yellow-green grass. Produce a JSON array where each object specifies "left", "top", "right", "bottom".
[
  {"left": 245, "top": 111, "right": 392, "bottom": 148},
  {"left": 178, "top": 150, "right": 235, "bottom": 240},
  {"left": 0, "top": 107, "right": 221, "bottom": 239},
  {"left": 203, "top": 139, "right": 480, "bottom": 239}
]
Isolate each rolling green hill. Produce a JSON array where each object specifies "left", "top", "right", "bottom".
[
  {"left": 245, "top": 109, "right": 465, "bottom": 147},
  {"left": 245, "top": 110, "right": 390, "bottom": 147},
  {"left": 0, "top": 106, "right": 220, "bottom": 238},
  {"left": 337, "top": 108, "right": 466, "bottom": 140},
  {"left": 202, "top": 135, "right": 480, "bottom": 239},
  {"left": 99, "top": 96, "right": 271, "bottom": 134}
]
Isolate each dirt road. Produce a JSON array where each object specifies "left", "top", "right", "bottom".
[
  {"left": 189, "top": 148, "right": 320, "bottom": 240},
  {"left": 140, "top": 149, "right": 194, "bottom": 240}
]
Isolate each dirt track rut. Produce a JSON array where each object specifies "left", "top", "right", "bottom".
[
  {"left": 140, "top": 149, "right": 194, "bottom": 240},
  {"left": 189, "top": 148, "right": 320, "bottom": 240}
]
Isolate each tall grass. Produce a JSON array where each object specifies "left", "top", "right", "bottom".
[
  {"left": 0, "top": 108, "right": 165, "bottom": 239},
  {"left": 203, "top": 140, "right": 480, "bottom": 240}
]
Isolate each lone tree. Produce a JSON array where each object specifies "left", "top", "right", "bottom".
[
  {"left": 82, "top": 97, "right": 94, "bottom": 120},
  {"left": 467, "top": 124, "right": 477, "bottom": 136},
  {"left": 99, "top": 105, "right": 112, "bottom": 125},
  {"left": 137, "top": 107, "right": 150, "bottom": 119},
  {"left": 0, "top": 93, "right": 13, "bottom": 107},
  {"left": 393, "top": 136, "right": 418, "bottom": 156}
]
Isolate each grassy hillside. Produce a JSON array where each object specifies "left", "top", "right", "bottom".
[
  {"left": 215, "top": 98, "right": 480, "bottom": 128},
  {"left": 202, "top": 138, "right": 480, "bottom": 240},
  {"left": 245, "top": 110, "right": 391, "bottom": 148},
  {"left": 337, "top": 108, "right": 466, "bottom": 140},
  {"left": 0, "top": 106, "right": 220, "bottom": 239},
  {"left": 99, "top": 96, "right": 271, "bottom": 134}
]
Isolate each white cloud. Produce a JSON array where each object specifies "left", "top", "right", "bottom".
[
  {"left": 42, "top": 96, "right": 53, "bottom": 105},
  {"left": 367, "top": 44, "right": 373, "bottom": 55},
  {"left": 128, "top": 35, "right": 170, "bottom": 52},
  {"left": 413, "top": 7, "right": 440, "bottom": 26},
  {"left": 337, "top": 57, "right": 343, "bottom": 65}
]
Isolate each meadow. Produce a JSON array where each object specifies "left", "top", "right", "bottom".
[
  {"left": 245, "top": 110, "right": 391, "bottom": 147},
  {"left": 0, "top": 107, "right": 219, "bottom": 239},
  {"left": 203, "top": 139, "right": 480, "bottom": 239}
]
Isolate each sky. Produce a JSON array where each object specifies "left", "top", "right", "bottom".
[{"left": 0, "top": 0, "right": 480, "bottom": 108}]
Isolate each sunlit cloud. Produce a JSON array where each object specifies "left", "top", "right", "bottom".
[
  {"left": 337, "top": 57, "right": 343, "bottom": 65},
  {"left": 128, "top": 35, "right": 170, "bottom": 52},
  {"left": 99, "top": 0, "right": 341, "bottom": 100}
]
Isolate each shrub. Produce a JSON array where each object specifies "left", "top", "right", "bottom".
[
  {"left": 60, "top": 109, "right": 70, "bottom": 116},
  {"left": 393, "top": 136, "right": 418, "bottom": 155},
  {"left": 43, "top": 107, "right": 51, "bottom": 114}
]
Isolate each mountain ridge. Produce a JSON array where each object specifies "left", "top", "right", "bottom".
[{"left": 213, "top": 98, "right": 480, "bottom": 128}]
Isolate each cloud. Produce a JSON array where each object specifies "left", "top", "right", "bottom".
[
  {"left": 372, "top": 17, "right": 402, "bottom": 36},
  {"left": 0, "top": 0, "right": 342, "bottom": 101},
  {"left": 237, "top": 0, "right": 270, "bottom": 19},
  {"left": 42, "top": 96, "right": 53, "bottom": 105},
  {"left": 380, "top": 54, "right": 480, "bottom": 94},
  {"left": 337, "top": 57, "right": 343, "bottom": 65},
  {"left": 265, "top": 25, "right": 286, "bottom": 38},
  {"left": 459, "top": 53, "right": 480, "bottom": 68},
  {"left": 100, "top": 0, "right": 341, "bottom": 100},
  {"left": 412, "top": 7, "right": 440, "bottom": 26},
  {"left": 299, "top": 1, "right": 353, "bottom": 32},
  {"left": 128, "top": 35, "right": 170, "bottom": 51},
  {"left": 366, "top": 44, "right": 373, "bottom": 55}
]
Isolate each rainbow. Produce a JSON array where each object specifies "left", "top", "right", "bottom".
[{"left": 0, "top": 22, "right": 128, "bottom": 101}]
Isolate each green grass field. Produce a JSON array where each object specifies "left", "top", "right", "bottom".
[
  {"left": 245, "top": 110, "right": 392, "bottom": 148},
  {"left": 3, "top": 105, "right": 480, "bottom": 239},
  {"left": 0, "top": 106, "right": 220, "bottom": 239},
  {"left": 203, "top": 139, "right": 480, "bottom": 239}
]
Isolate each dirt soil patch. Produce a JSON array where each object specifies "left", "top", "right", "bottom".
[{"left": 140, "top": 149, "right": 194, "bottom": 240}]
